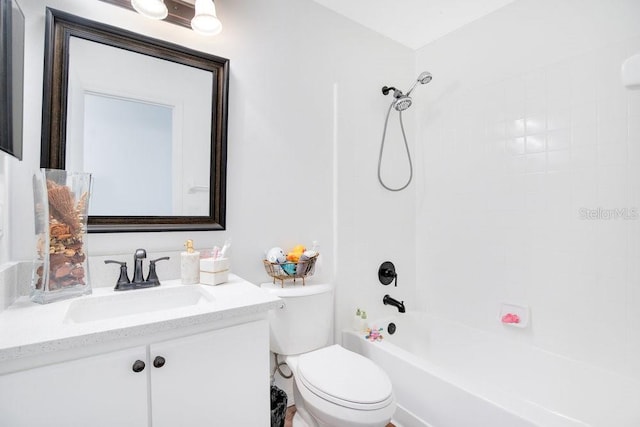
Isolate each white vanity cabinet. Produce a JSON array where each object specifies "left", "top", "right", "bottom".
[
  {"left": 150, "top": 320, "right": 269, "bottom": 426},
  {"left": 0, "top": 320, "right": 270, "bottom": 426},
  {"left": 0, "top": 345, "right": 149, "bottom": 427}
]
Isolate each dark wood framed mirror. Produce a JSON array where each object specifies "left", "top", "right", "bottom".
[{"left": 41, "top": 8, "right": 228, "bottom": 233}]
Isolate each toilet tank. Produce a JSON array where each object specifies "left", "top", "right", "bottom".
[{"left": 260, "top": 283, "right": 333, "bottom": 355}]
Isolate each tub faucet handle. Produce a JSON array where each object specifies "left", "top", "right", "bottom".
[{"left": 378, "top": 261, "right": 398, "bottom": 287}]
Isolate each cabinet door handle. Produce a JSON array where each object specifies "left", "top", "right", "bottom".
[
  {"left": 132, "top": 360, "right": 146, "bottom": 373},
  {"left": 153, "top": 356, "right": 166, "bottom": 368}
]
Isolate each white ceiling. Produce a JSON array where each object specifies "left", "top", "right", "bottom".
[{"left": 311, "top": 0, "right": 516, "bottom": 50}]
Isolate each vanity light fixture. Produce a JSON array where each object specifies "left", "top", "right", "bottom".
[
  {"left": 191, "top": 0, "right": 222, "bottom": 36},
  {"left": 131, "top": 0, "right": 168, "bottom": 20},
  {"left": 101, "top": 0, "right": 222, "bottom": 36}
]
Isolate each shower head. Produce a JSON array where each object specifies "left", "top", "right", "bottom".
[
  {"left": 417, "top": 71, "right": 433, "bottom": 84},
  {"left": 393, "top": 96, "right": 412, "bottom": 112},
  {"left": 382, "top": 70, "right": 432, "bottom": 111},
  {"left": 406, "top": 71, "right": 433, "bottom": 96}
]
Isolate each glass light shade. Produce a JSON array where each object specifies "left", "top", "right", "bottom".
[
  {"left": 191, "top": 0, "right": 222, "bottom": 36},
  {"left": 131, "top": 0, "right": 168, "bottom": 20}
]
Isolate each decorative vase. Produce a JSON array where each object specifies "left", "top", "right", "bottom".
[{"left": 31, "top": 169, "right": 92, "bottom": 304}]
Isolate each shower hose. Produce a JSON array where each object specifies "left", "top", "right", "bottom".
[{"left": 377, "top": 102, "right": 413, "bottom": 192}]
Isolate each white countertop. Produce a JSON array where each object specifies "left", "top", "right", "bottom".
[{"left": 0, "top": 274, "right": 281, "bottom": 368}]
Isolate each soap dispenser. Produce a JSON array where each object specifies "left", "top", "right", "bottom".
[
  {"left": 181, "top": 239, "right": 200, "bottom": 285},
  {"left": 361, "top": 310, "right": 369, "bottom": 331},
  {"left": 353, "top": 308, "right": 362, "bottom": 331}
]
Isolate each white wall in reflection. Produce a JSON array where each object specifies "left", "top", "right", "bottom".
[
  {"left": 84, "top": 94, "right": 173, "bottom": 216},
  {"left": 65, "top": 36, "right": 213, "bottom": 217}
]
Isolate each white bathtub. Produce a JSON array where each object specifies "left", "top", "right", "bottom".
[{"left": 343, "top": 312, "right": 640, "bottom": 427}]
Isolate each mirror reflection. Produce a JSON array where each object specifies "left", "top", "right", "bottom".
[
  {"left": 65, "top": 35, "right": 212, "bottom": 217},
  {"left": 82, "top": 94, "right": 174, "bottom": 216}
]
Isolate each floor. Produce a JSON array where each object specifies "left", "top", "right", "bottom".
[{"left": 284, "top": 406, "right": 395, "bottom": 427}]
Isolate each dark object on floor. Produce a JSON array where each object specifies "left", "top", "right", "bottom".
[{"left": 271, "top": 385, "right": 288, "bottom": 427}]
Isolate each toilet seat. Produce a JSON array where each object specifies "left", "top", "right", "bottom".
[{"left": 296, "top": 345, "right": 394, "bottom": 410}]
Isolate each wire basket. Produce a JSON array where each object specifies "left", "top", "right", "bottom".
[{"left": 263, "top": 253, "right": 319, "bottom": 287}]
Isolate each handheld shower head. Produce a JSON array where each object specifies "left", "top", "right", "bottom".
[
  {"left": 405, "top": 70, "right": 433, "bottom": 96},
  {"left": 417, "top": 71, "right": 433, "bottom": 84},
  {"left": 377, "top": 70, "right": 432, "bottom": 192},
  {"left": 381, "top": 70, "right": 432, "bottom": 111}
]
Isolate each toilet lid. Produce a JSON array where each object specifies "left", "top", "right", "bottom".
[{"left": 297, "top": 345, "right": 393, "bottom": 410}]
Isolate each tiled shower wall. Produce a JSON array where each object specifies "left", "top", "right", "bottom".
[{"left": 416, "top": 0, "right": 640, "bottom": 380}]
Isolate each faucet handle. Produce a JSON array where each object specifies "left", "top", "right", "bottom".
[
  {"left": 146, "top": 257, "right": 170, "bottom": 285},
  {"left": 104, "top": 260, "right": 131, "bottom": 290},
  {"left": 378, "top": 261, "right": 398, "bottom": 287}
]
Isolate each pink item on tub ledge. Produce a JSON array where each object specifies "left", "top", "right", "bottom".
[
  {"left": 365, "top": 327, "right": 384, "bottom": 342},
  {"left": 501, "top": 313, "right": 520, "bottom": 324},
  {"left": 499, "top": 303, "right": 530, "bottom": 328}
]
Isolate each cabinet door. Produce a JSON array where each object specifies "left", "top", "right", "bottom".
[
  {"left": 0, "top": 346, "right": 148, "bottom": 427},
  {"left": 150, "top": 320, "right": 270, "bottom": 427}
]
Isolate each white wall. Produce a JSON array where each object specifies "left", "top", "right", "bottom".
[
  {"left": 416, "top": 0, "right": 640, "bottom": 380},
  {"left": 5, "top": 0, "right": 415, "bottom": 330},
  {"left": 0, "top": 152, "right": 19, "bottom": 310},
  {"left": 0, "top": 154, "right": 8, "bottom": 264}
]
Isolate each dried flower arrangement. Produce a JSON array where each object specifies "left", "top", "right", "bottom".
[{"left": 34, "top": 179, "right": 89, "bottom": 291}]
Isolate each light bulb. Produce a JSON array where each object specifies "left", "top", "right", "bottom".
[
  {"left": 131, "top": 0, "right": 168, "bottom": 20},
  {"left": 191, "top": 0, "right": 222, "bottom": 36}
]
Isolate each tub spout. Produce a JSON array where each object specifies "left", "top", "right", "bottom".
[{"left": 383, "top": 294, "right": 406, "bottom": 313}]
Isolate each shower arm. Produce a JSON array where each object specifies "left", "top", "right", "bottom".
[{"left": 382, "top": 86, "right": 404, "bottom": 98}]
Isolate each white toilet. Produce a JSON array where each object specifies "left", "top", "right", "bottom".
[{"left": 261, "top": 282, "right": 396, "bottom": 427}]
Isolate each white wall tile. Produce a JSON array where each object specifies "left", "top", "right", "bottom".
[
  {"left": 598, "top": 143, "right": 628, "bottom": 166},
  {"left": 547, "top": 149, "right": 571, "bottom": 171},
  {"left": 525, "top": 134, "right": 546, "bottom": 153},
  {"left": 547, "top": 106, "right": 571, "bottom": 131},
  {"left": 417, "top": 0, "right": 640, "bottom": 381},
  {"left": 525, "top": 152, "right": 546, "bottom": 173},
  {"left": 506, "top": 137, "right": 526, "bottom": 155},
  {"left": 547, "top": 129, "right": 571, "bottom": 151},
  {"left": 628, "top": 91, "right": 640, "bottom": 118},
  {"left": 570, "top": 51, "right": 598, "bottom": 106},
  {"left": 572, "top": 125, "right": 598, "bottom": 148}
]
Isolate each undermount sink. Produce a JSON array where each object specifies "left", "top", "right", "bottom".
[{"left": 64, "top": 285, "right": 214, "bottom": 324}]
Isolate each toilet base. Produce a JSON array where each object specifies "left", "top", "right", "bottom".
[
  {"left": 292, "top": 411, "right": 312, "bottom": 427},
  {"left": 291, "top": 368, "right": 394, "bottom": 427},
  {"left": 292, "top": 379, "right": 317, "bottom": 427}
]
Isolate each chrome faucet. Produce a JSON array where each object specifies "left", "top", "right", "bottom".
[{"left": 383, "top": 294, "right": 406, "bottom": 313}]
